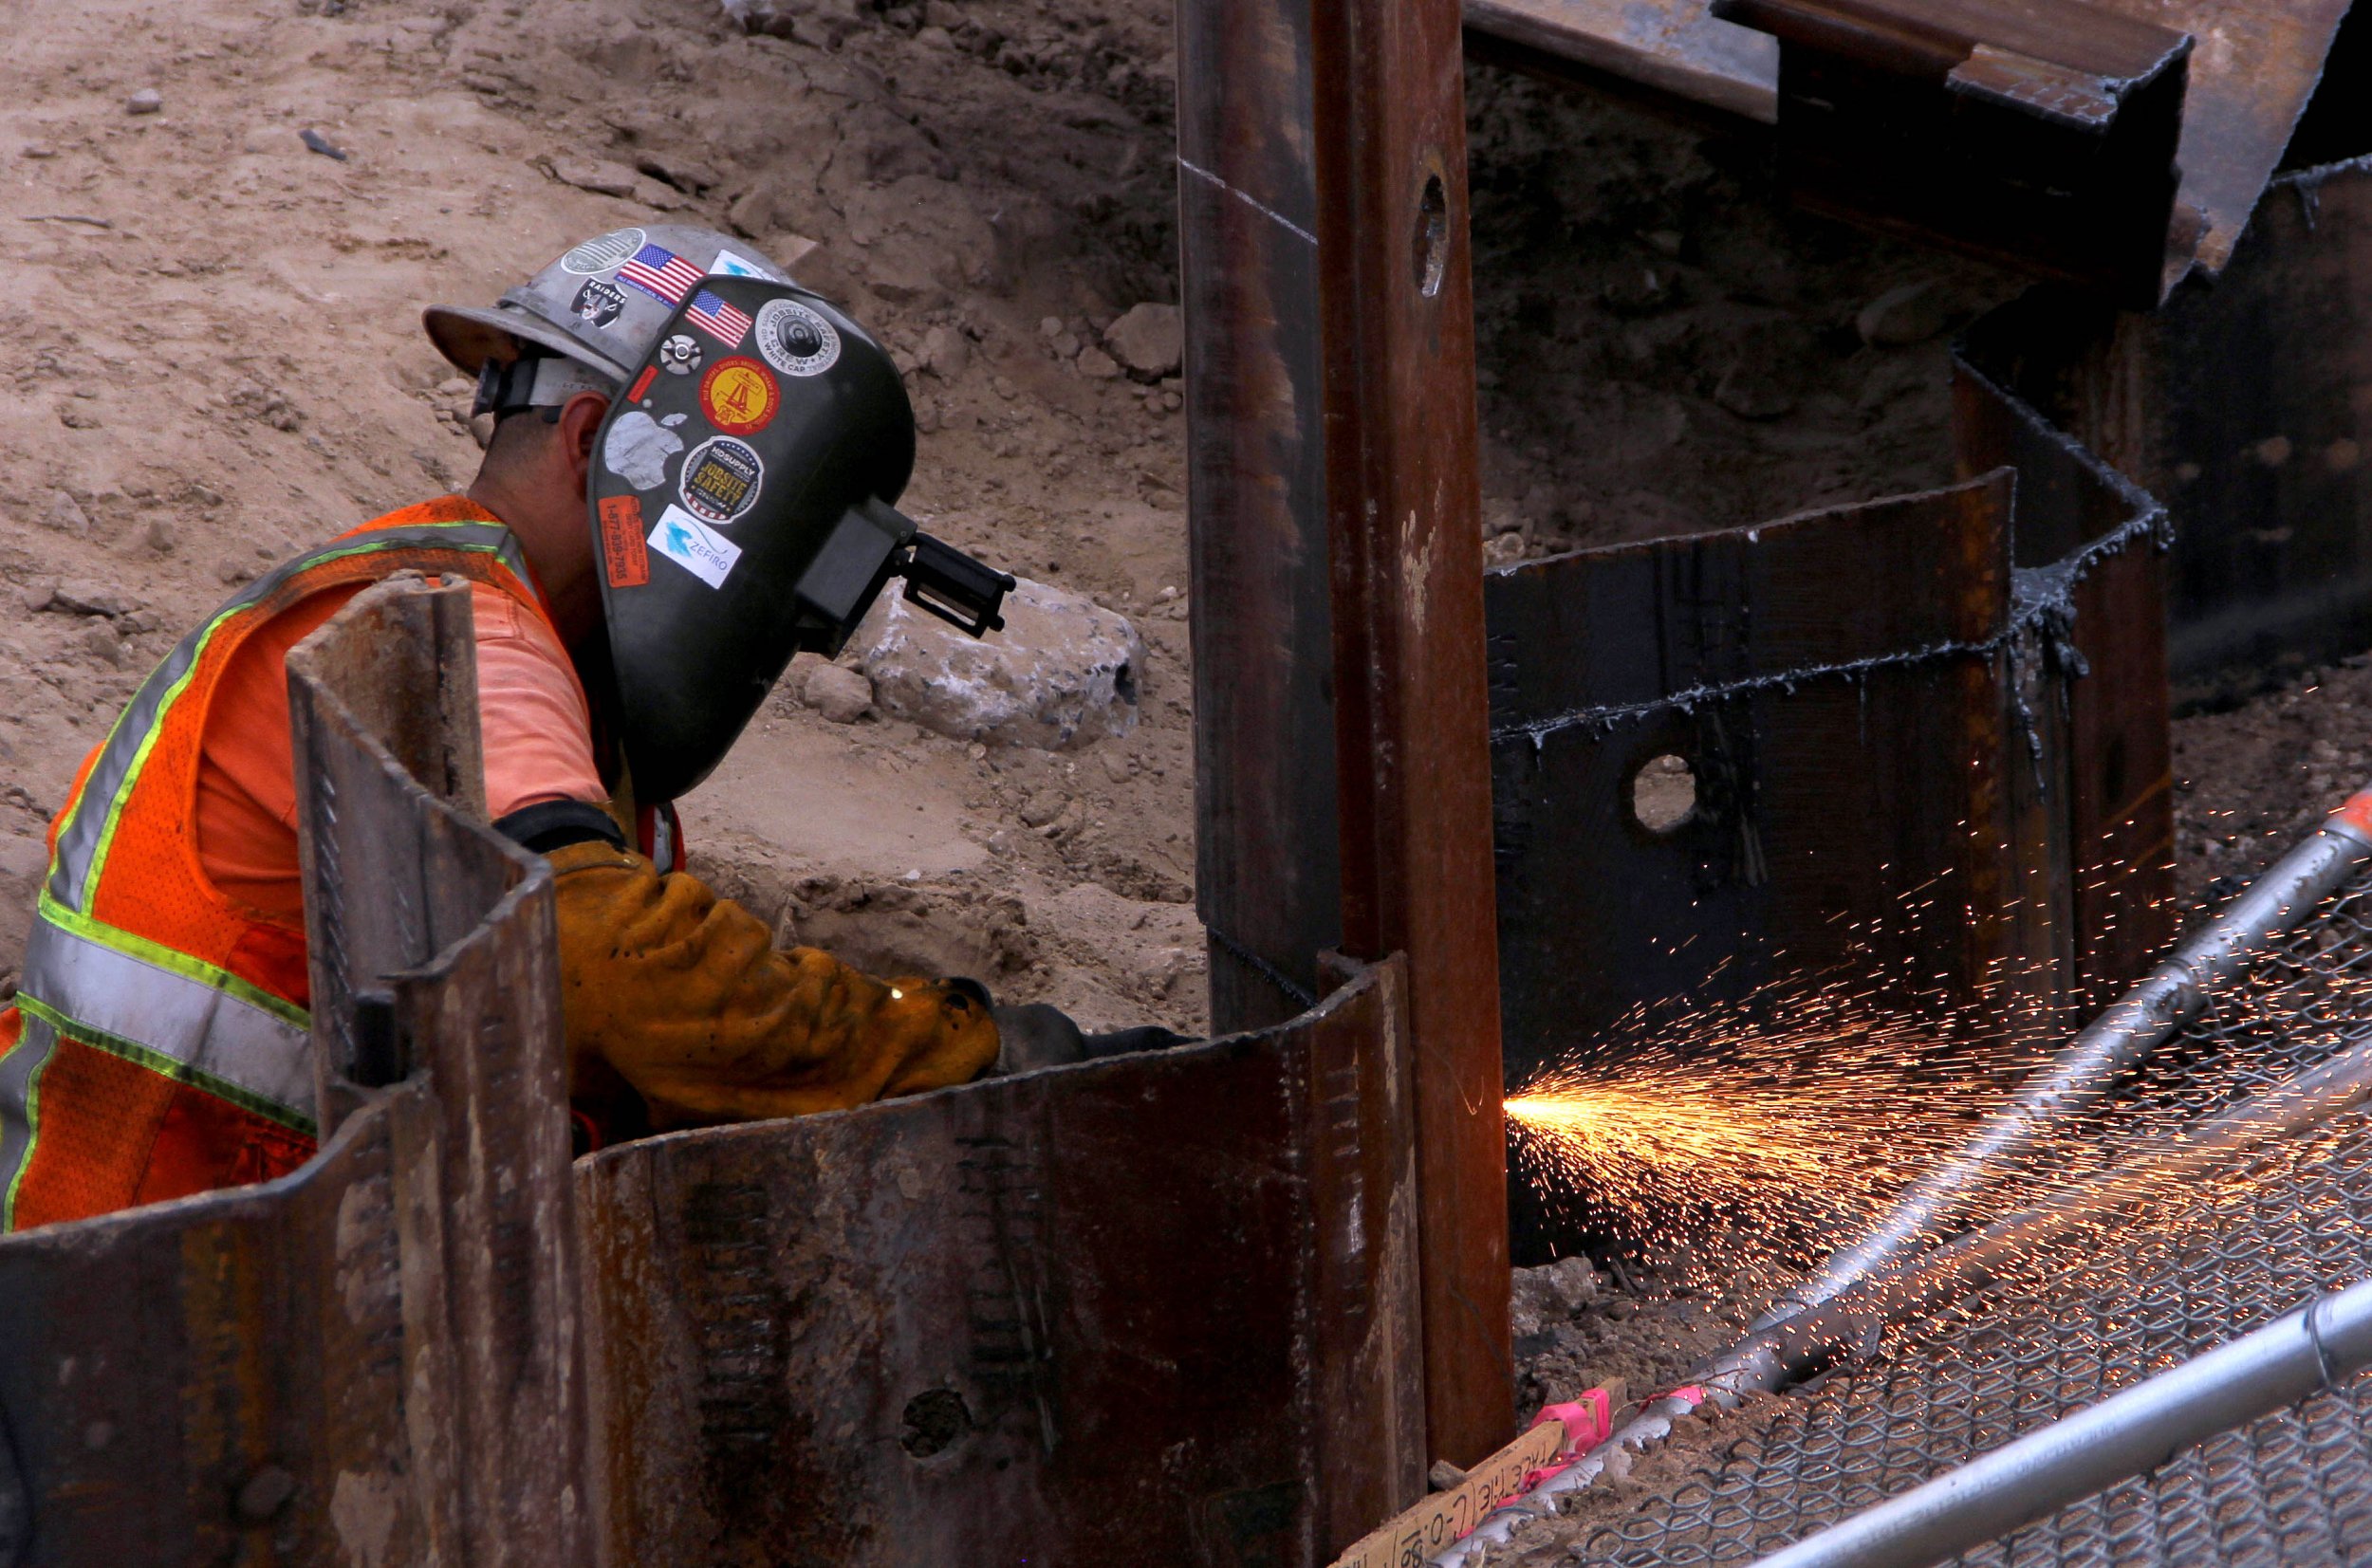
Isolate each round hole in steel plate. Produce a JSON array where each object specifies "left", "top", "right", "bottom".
[
  {"left": 1632, "top": 753, "right": 1697, "bottom": 835},
  {"left": 1412, "top": 172, "right": 1448, "bottom": 298},
  {"left": 900, "top": 1388, "right": 973, "bottom": 1458}
]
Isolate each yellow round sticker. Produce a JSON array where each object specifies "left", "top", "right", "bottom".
[{"left": 698, "top": 357, "right": 781, "bottom": 436}]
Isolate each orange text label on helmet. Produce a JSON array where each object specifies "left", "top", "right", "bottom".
[{"left": 598, "top": 495, "right": 651, "bottom": 588}]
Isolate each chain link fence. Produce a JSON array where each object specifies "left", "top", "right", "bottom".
[{"left": 1583, "top": 874, "right": 2372, "bottom": 1568}]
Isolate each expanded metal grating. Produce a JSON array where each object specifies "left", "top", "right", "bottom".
[{"left": 1583, "top": 872, "right": 2372, "bottom": 1568}]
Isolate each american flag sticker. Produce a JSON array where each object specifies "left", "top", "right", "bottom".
[
  {"left": 617, "top": 243, "right": 704, "bottom": 305},
  {"left": 685, "top": 289, "right": 754, "bottom": 348}
]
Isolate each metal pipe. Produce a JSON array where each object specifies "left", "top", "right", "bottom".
[
  {"left": 1758, "top": 790, "right": 2372, "bottom": 1328},
  {"left": 1743, "top": 1278, "right": 2372, "bottom": 1568}
]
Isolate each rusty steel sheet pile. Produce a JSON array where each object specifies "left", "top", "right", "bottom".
[
  {"left": 1485, "top": 344, "right": 2174, "bottom": 1141},
  {"left": 577, "top": 956, "right": 1425, "bottom": 1567},
  {"left": 0, "top": 578, "right": 591, "bottom": 1568},
  {"left": 1963, "top": 155, "right": 2372, "bottom": 707},
  {"left": 1562, "top": 851, "right": 2372, "bottom": 1568},
  {"left": 1463, "top": 0, "right": 2355, "bottom": 303}
]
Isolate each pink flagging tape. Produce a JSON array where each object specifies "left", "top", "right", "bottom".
[{"left": 2334, "top": 790, "right": 2372, "bottom": 841}]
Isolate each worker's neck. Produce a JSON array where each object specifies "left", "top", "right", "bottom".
[{"left": 466, "top": 471, "right": 601, "bottom": 651}]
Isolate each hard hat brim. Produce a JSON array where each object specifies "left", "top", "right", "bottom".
[{"left": 421, "top": 303, "right": 637, "bottom": 385}]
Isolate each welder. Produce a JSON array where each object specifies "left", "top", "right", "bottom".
[{"left": 0, "top": 227, "right": 1178, "bottom": 1232}]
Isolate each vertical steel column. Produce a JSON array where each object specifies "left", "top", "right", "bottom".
[
  {"left": 1177, "top": 0, "right": 1510, "bottom": 1468},
  {"left": 1312, "top": 0, "right": 1510, "bottom": 1467},
  {"left": 1177, "top": 0, "right": 1340, "bottom": 1034}
]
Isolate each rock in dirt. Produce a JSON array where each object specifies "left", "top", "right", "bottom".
[
  {"left": 47, "top": 580, "right": 131, "bottom": 617},
  {"left": 0, "top": 832, "right": 47, "bottom": 980},
  {"left": 1713, "top": 359, "right": 1797, "bottom": 421},
  {"left": 920, "top": 323, "right": 971, "bottom": 379},
  {"left": 1510, "top": 1256, "right": 1603, "bottom": 1337},
  {"left": 41, "top": 490, "right": 88, "bottom": 534},
  {"left": 803, "top": 662, "right": 874, "bottom": 724},
  {"left": 125, "top": 87, "right": 162, "bottom": 116},
  {"left": 1103, "top": 303, "right": 1181, "bottom": 380},
  {"left": 78, "top": 619, "right": 124, "bottom": 668},
  {"left": 852, "top": 577, "right": 1144, "bottom": 749},
  {"left": 1856, "top": 281, "right": 1949, "bottom": 347},
  {"left": 547, "top": 157, "right": 639, "bottom": 197}
]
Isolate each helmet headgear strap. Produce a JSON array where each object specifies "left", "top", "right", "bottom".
[{"left": 473, "top": 353, "right": 620, "bottom": 420}]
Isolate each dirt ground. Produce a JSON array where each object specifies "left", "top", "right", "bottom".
[{"left": 0, "top": 0, "right": 1205, "bottom": 1028}]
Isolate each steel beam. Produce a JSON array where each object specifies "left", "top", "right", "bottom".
[
  {"left": 1179, "top": 0, "right": 1513, "bottom": 1469},
  {"left": 1467, "top": 0, "right": 2354, "bottom": 299},
  {"left": 1310, "top": 0, "right": 1513, "bottom": 1474}
]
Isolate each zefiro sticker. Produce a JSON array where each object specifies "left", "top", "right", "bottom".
[
  {"left": 698, "top": 357, "right": 779, "bottom": 436},
  {"left": 678, "top": 436, "right": 764, "bottom": 525},
  {"left": 598, "top": 494, "right": 649, "bottom": 588}
]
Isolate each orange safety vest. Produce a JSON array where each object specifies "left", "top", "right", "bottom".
[{"left": 0, "top": 500, "right": 543, "bottom": 1232}]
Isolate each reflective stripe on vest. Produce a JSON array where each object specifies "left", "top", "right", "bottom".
[
  {"left": 17, "top": 911, "right": 314, "bottom": 1123},
  {"left": 46, "top": 522, "right": 529, "bottom": 915},
  {"left": 5, "top": 520, "right": 530, "bottom": 1224}
]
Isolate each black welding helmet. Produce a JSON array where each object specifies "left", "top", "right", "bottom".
[{"left": 584, "top": 273, "right": 1014, "bottom": 802}]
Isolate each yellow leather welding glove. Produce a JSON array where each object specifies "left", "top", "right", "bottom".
[{"left": 542, "top": 840, "right": 999, "bottom": 1134}]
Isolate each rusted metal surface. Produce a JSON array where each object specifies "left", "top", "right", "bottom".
[
  {"left": 1461, "top": 0, "right": 1779, "bottom": 123},
  {"left": 1954, "top": 353, "right": 2176, "bottom": 1001},
  {"left": 578, "top": 955, "right": 1421, "bottom": 1566},
  {"left": 1487, "top": 474, "right": 2027, "bottom": 1084},
  {"left": 0, "top": 579, "right": 591, "bottom": 1567},
  {"left": 1179, "top": 0, "right": 1512, "bottom": 1470},
  {"left": 1486, "top": 376, "right": 2173, "bottom": 1245},
  {"left": 1473, "top": 0, "right": 2352, "bottom": 300},
  {"left": 1309, "top": 0, "right": 1512, "bottom": 1475},
  {"left": 1709, "top": 0, "right": 2191, "bottom": 305},
  {"left": 1177, "top": 0, "right": 1340, "bottom": 1033},
  {"left": 1964, "top": 159, "right": 2372, "bottom": 709},
  {"left": 2129, "top": 0, "right": 2355, "bottom": 277}
]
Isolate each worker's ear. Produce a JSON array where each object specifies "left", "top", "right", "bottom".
[{"left": 557, "top": 391, "right": 613, "bottom": 493}]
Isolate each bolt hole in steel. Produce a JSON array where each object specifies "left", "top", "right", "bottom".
[
  {"left": 900, "top": 1388, "right": 973, "bottom": 1458},
  {"left": 1412, "top": 171, "right": 1449, "bottom": 298},
  {"left": 1632, "top": 753, "right": 1697, "bottom": 835}
]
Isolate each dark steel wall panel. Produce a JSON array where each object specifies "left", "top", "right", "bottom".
[{"left": 579, "top": 957, "right": 1423, "bottom": 1566}]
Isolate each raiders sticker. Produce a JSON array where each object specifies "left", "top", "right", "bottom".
[
  {"left": 754, "top": 298, "right": 841, "bottom": 378},
  {"left": 597, "top": 494, "right": 649, "bottom": 588},
  {"left": 699, "top": 358, "right": 779, "bottom": 436},
  {"left": 658, "top": 333, "right": 704, "bottom": 376},
  {"left": 570, "top": 278, "right": 626, "bottom": 329},
  {"left": 678, "top": 435, "right": 764, "bottom": 525},
  {"left": 561, "top": 227, "right": 645, "bottom": 276},
  {"left": 646, "top": 504, "right": 742, "bottom": 590}
]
